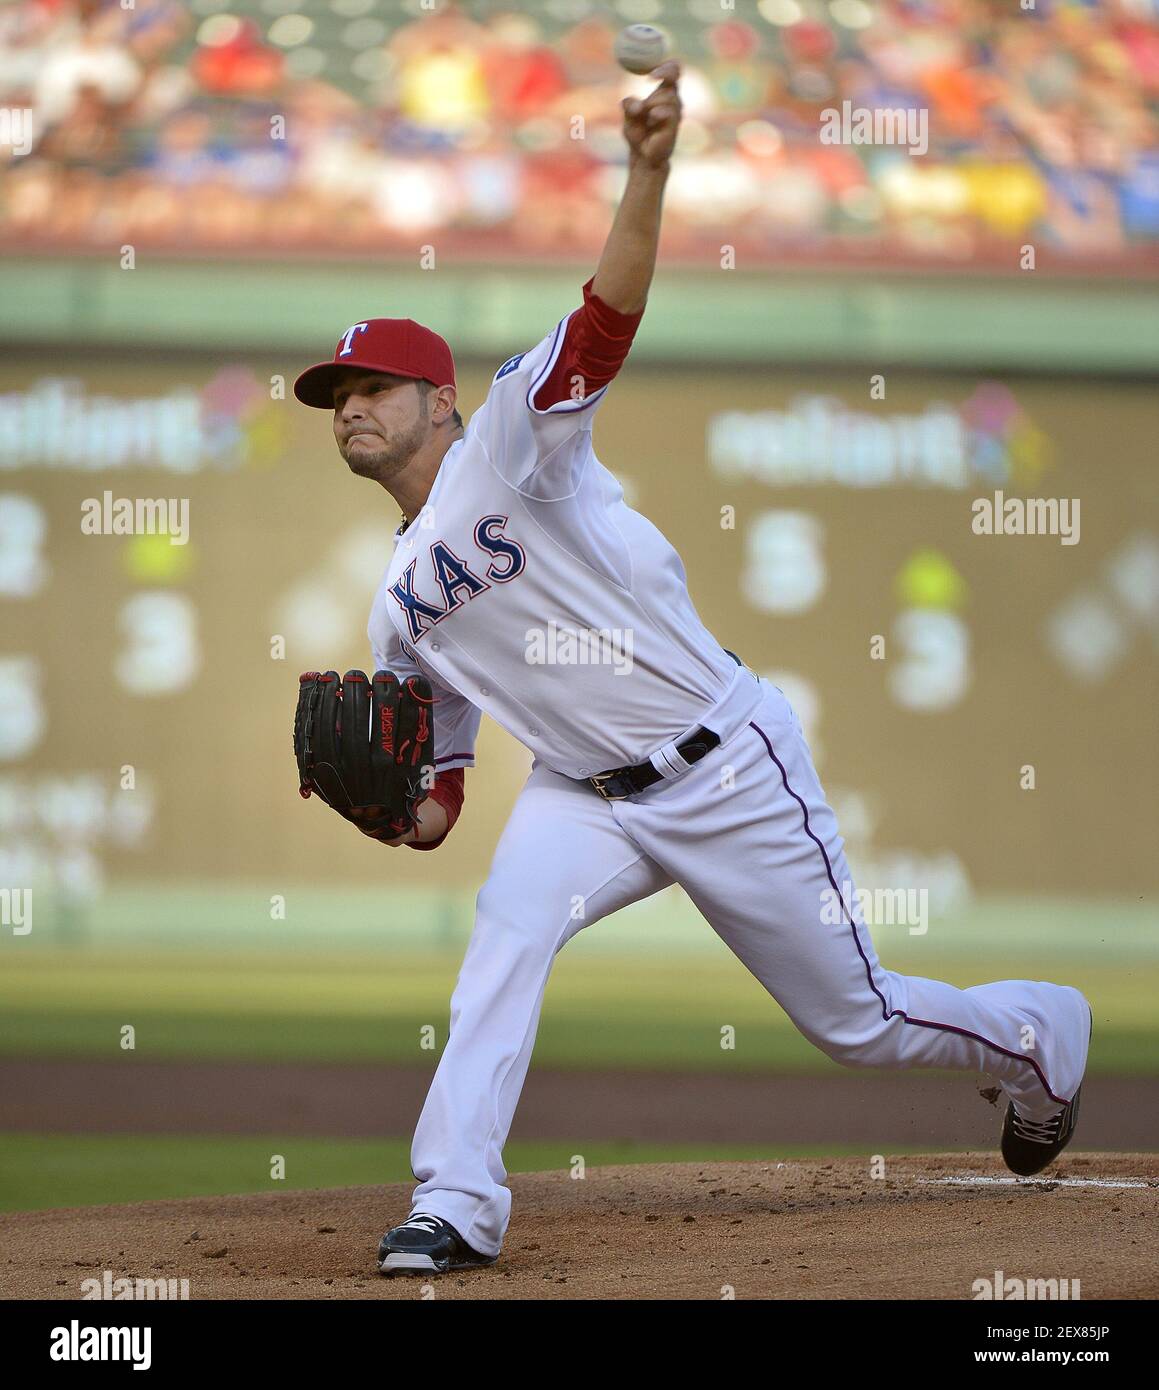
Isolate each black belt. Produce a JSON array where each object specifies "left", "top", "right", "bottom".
[{"left": 588, "top": 726, "right": 721, "bottom": 801}]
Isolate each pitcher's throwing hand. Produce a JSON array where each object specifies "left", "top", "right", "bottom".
[{"left": 621, "top": 61, "right": 682, "bottom": 168}]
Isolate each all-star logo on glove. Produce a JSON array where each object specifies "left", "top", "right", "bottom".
[{"left": 294, "top": 669, "right": 435, "bottom": 841}]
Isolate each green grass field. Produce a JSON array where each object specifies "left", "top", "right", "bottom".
[
  {"left": 0, "top": 1133, "right": 931, "bottom": 1213},
  {"left": 1, "top": 942, "right": 1155, "bottom": 1073}
]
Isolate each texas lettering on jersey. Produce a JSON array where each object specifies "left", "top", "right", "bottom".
[{"left": 388, "top": 514, "right": 527, "bottom": 643}]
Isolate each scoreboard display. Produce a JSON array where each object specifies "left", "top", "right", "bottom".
[{"left": 0, "top": 353, "right": 1155, "bottom": 908}]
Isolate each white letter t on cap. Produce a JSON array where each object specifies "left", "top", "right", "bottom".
[{"left": 339, "top": 323, "right": 370, "bottom": 356}]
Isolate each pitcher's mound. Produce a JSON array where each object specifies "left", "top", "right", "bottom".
[{"left": 4, "top": 1154, "right": 1156, "bottom": 1300}]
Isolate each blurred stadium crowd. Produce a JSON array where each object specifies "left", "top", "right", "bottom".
[{"left": 0, "top": 0, "right": 1157, "bottom": 268}]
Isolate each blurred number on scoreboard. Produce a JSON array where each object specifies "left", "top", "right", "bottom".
[
  {"left": 743, "top": 511, "right": 826, "bottom": 614},
  {"left": 0, "top": 656, "right": 45, "bottom": 760},
  {"left": 116, "top": 593, "right": 200, "bottom": 696},
  {"left": 0, "top": 495, "right": 49, "bottom": 598},
  {"left": 889, "top": 610, "right": 971, "bottom": 712}
]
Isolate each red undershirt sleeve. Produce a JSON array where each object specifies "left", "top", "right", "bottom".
[
  {"left": 530, "top": 277, "right": 646, "bottom": 411},
  {"left": 406, "top": 766, "right": 465, "bottom": 852}
]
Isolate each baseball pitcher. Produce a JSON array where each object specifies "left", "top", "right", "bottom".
[{"left": 292, "top": 64, "right": 1091, "bottom": 1276}]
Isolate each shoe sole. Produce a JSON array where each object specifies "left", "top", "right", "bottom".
[
  {"left": 379, "top": 1253, "right": 446, "bottom": 1275},
  {"left": 378, "top": 1252, "right": 497, "bottom": 1276}
]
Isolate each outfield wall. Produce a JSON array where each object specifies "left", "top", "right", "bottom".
[
  {"left": 2, "top": 258, "right": 1158, "bottom": 374},
  {"left": 0, "top": 350, "right": 1155, "bottom": 909}
]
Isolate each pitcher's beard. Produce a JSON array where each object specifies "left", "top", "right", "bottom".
[{"left": 341, "top": 418, "right": 426, "bottom": 482}]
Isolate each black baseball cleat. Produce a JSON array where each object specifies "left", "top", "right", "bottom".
[
  {"left": 1000, "top": 1087, "right": 1082, "bottom": 1176},
  {"left": 1002, "top": 997, "right": 1091, "bottom": 1178},
  {"left": 377, "top": 1214, "right": 496, "bottom": 1275}
]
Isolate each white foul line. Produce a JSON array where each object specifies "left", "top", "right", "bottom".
[{"left": 917, "top": 1175, "right": 1153, "bottom": 1190}]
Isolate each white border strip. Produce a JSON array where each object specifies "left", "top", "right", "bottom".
[{"left": 917, "top": 1175, "right": 1153, "bottom": 1190}]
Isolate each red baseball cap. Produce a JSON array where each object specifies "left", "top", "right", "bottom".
[{"left": 294, "top": 318, "right": 456, "bottom": 409}]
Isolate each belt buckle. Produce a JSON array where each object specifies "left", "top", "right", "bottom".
[{"left": 590, "top": 770, "right": 630, "bottom": 801}]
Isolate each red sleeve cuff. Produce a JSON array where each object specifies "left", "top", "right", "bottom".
[
  {"left": 530, "top": 278, "right": 645, "bottom": 411},
  {"left": 407, "top": 767, "right": 465, "bottom": 852},
  {"left": 580, "top": 275, "right": 646, "bottom": 334}
]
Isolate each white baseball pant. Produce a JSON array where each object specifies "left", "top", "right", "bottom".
[{"left": 407, "top": 678, "right": 1091, "bottom": 1257}]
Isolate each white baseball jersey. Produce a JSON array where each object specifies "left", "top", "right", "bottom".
[{"left": 368, "top": 307, "right": 759, "bottom": 779}]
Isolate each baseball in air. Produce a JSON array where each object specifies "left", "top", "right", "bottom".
[{"left": 614, "top": 23, "right": 670, "bottom": 75}]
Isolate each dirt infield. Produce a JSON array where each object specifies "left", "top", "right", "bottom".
[
  {"left": 4, "top": 1058, "right": 1159, "bottom": 1149},
  {"left": 4, "top": 1155, "right": 1155, "bottom": 1300}
]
